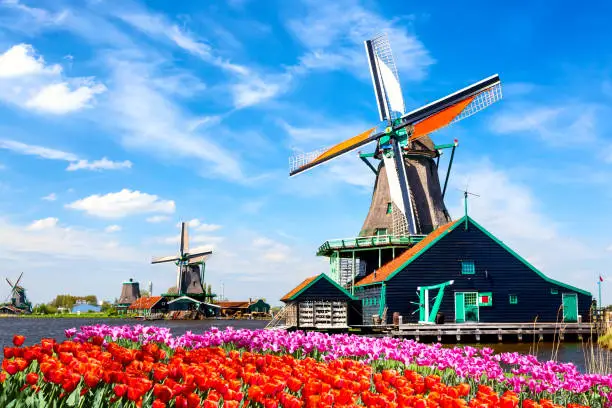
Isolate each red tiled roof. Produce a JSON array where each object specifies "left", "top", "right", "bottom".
[
  {"left": 128, "top": 296, "right": 163, "bottom": 310},
  {"left": 280, "top": 275, "right": 319, "bottom": 302},
  {"left": 217, "top": 301, "right": 250, "bottom": 308},
  {"left": 355, "top": 220, "right": 460, "bottom": 286}
]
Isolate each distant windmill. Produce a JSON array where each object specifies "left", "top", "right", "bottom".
[
  {"left": 289, "top": 33, "right": 502, "bottom": 237},
  {"left": 151, "top": 222, "right": 213, "bottom": 296},
  {"left": 5, "top": 273, "right": 32, "bottom": 312}
]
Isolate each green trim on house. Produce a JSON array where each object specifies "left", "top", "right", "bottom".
[
  {"left": 287, "top": 273, "right": 358, "bottom": 301},
  {"left": 466, "top": 217, "right": 591, "bottom": 296},
  {"left": 366, "top": 216, "right": 590, "bottom": 297},
  {"left": 378, "top": 283, "right": 386, "bottom": 316}
]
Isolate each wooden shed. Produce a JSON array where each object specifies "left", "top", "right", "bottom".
[
  {"left": 354, "top": 216, "right": 592, "bottom": 325},
  {"left": 280, "top": 273, "right": 360, "bottom": 329},
  {"left": 128, "top": 296, "right": 167, "bottom": 316}
]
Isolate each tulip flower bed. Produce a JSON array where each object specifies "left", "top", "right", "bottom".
[{"left": 0, "top": 325, "right": 609, "bottom": 408}]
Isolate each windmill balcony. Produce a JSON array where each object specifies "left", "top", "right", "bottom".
[{"left": 316, "top": 234, "right": 425, "bottom": 257}]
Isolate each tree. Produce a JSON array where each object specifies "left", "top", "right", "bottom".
[
  {"left": 140, "top": 290, "right": 150, "bottom": 298},
  {"left": 167, "top": 286, "right": 178, "bottom": 294}
]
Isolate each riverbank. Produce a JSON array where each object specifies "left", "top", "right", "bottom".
[{"left": 0, "top": 313, "right": 125, "bottom": 319}]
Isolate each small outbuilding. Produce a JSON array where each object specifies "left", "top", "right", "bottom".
[
  {"left": 218, "top": 299, "right": 271, "bottom": 317},
  {"left": 280, "top": 273, "right": 360, "bottom": 329},
  {"left": 127, "top": 296, "right": 167, "bottom": 316}
]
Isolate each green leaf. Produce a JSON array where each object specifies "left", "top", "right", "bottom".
[
  {"left": 92, "top": 388, "right": 104, "bottom": 408},
  {"left": 66, "top": 386, "right": 80, "bottom": 407}
]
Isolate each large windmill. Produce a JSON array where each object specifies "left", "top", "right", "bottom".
[
  {"left": 151, "top": 222, "right": 213, "bottom": 296},
  {"left": 5, "top": 273, "right": 32, "bottom": 312},
  {"left": 290, "top": 33, "right": 502, "bottom": 237}
]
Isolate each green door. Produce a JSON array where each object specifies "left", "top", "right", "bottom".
[
  {"left": 562, "top": 293, "right": 578, "bottom": 322},
  {"left": 454, "top": 293, "right": 465, "bottom": 323},
  {"left": 464, "top": 292, "right": 479, "bottom": 322}
]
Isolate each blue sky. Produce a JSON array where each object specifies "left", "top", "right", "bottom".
[{"left": 0, "top": 0, "right": 611, "bottom": 307}]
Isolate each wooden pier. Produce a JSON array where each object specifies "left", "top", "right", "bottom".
[{"left": 357, "top": 322, "right": 599, "bottom": 343}]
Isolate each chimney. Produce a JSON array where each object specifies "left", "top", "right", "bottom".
[{"left": 249, "top": 298, "right": 252, "bottom": 304}]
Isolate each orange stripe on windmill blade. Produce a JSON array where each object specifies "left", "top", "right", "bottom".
[
  {"left": 314, "top": 127, "right": 378, "bottom": 162},
  {"left": 289, "top": 127, "right": 379, "bottom": 175},
  {"left": 409, "top": 96, "right": 475, "bottom": 142}
]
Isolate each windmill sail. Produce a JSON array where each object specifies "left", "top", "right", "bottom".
[
  {"left": 289, "top": 127, "right": 380, "bottom": 176},
  {"left": 365, "top": 33, "right": 405, "bottom": 121},
  {"left": 403, "top": 74, "right": 502, "bottom": 140},
  {"left": 382, "top": 142, "right": 417, "bottom": 235}
]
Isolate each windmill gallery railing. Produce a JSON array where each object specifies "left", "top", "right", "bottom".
[{"left": 317, "top": 234, "right": 425, "bottom": 255}]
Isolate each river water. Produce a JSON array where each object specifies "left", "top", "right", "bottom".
[{"left": 1, "top": 318, "right": 609, "bottom": 373}]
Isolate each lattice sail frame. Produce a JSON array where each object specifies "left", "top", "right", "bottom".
[
  {"left": 452, "top": 83, "right": 502, "bottom": 124},
  {"left": 370, "top": 33, "right": 405, "bottom": 119},
  {"left": 289, "top": 147, "right": 329, "bottom": 174}
]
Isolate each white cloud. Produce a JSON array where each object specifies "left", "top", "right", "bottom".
[
  {"left": 101, "top": 58, "right": 246, "bottom": 181},
  {"left": 0, "top": 139, "right": 78, "bottom": 161},
  {"left": 197, "top": 224, "right": 222, "bottom": 232},
  {"left": 287, "top": 0, "right": 433, "bottom": 81},
  {"left": 0, "top": 217, "right": 143, "bottom": 262},
  {"left": 0, "top": 139, "right": 130, "bottom": 171},
  {"left": 0, "top": 43, "right": 60, "bottom": 77},
  {"left": 0, "top": 44, "right": 105, "bottom": 114},
  {"left": 606, "top": 245, "right": 612, "bottom": 252},
  {"left": 116, "top": 9, "right": 287, "bottom": 110},
  {"left": 146, "top": 215, "right": 170, "bottom": 223},
  {"left": 26, "top": 217, "right": 58, "bottom": 231},
  {"left": 25, "top": 81, "right": 107, "bottom": 114},
  {"left": 41, "top": 193, "right": 57, "bottom": 201},
  {"left": 66, "top": 157, "right": 132, "bottom": 171},
  {"left": 66, "top": 189, "right": 175, "bottom": 219},
  {"left": 252, "top": 236, "right": 290, "bottom": 262},
  {"left": 490, "top": 103, "right": 599, "bottom": 146},
  {"left": 178, "top": 219, "right": 222, "bottom": 232},
  {"left": 105, "top": 225, "right": 121, "bottom": 233},
  {"left": 231, "top": 75, "right": 286, "bottom": 109}
]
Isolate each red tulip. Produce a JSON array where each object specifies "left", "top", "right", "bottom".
[
  {"left": 113, "top": 383, "right": 128, "bottom": 398},
  {"left": 12, "top": 335, "right": 25, "bottom": 347},
  {"left": 25, "top": 372, "right": 39, "bottom": 385}
]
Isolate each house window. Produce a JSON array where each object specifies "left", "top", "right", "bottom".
[
  {"left": 386, "top": 203, "right": 392, "bottom": 214},
  {"left": 551, "top": 288, "right": 558, "bottom": 295},
  {"left": 509, "top": 295, "right": 518, "bottom": 304},
  {"left": 461, "top": 261, "right": 475, "bottom": 275},
  {"left": 375, "top": 228, "right": 388, "bottom": 236},
  {"left": 478, "top": 292, "right": 492, "bottom": 306}
]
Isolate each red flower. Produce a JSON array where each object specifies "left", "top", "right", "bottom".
[
  {"left": 153, "top": 384, "right": 172, "bottom": 403},
  {"left": 2, "top": 360, "right": 18, "bottom": 375},
  {"left": 152, "top": 401, "right": 166, "bottom": 408},
  {"left": 175, "top": 395, "right": 188, "bottom": 408},
  {"left": 25, "top": 372, "right": 39, "bottom": 385},
  {"left": 114, "top": 384, "right": 128, "bottom": 398},
  {"left": 12, "top": 334, "right": 25, "bottom": 347}
]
